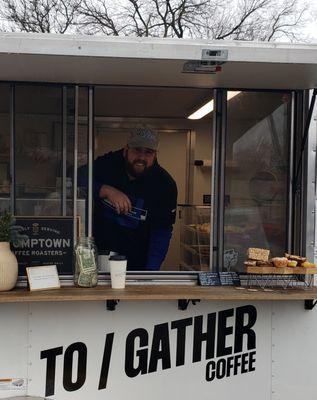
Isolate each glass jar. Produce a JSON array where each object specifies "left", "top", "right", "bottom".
[{"left": 74, "top": 237, "right": 98, "bottom": 287}]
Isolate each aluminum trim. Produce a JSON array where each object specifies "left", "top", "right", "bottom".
[
  {"left": 218, "top": 90, "right": 226, "bottom": 271},
  {"left": 73, "top": 86, "right": 79, "bottom": 246},
  {"left": 1, "top": 33, "right": 317, "bottom": 65},
  {"left": 287, "top": 92, "right": 295, "bottom": 253},
  {"left": 10, "top": 84, "right": 15, "bottom": 214},
  {"left": 293, "top": 91, "right": 304, "bottom": 255},
  {"left": 210, "top": 89, "right": 217, "bottom": 270},
  {"left": 211, "top": 89, "right": 226, "bottom": 271},
  {"left": 186, "top": 130, "right": 195, "bottom": 204},
  {"left": 306, "top": 89, "right": 317, "bottom": 261},
  {"left": 88, "top": 86, "right": 94, "bottom": 237},
  {"left": 62, "top": 86, "right": 67, "bottom": 216}
]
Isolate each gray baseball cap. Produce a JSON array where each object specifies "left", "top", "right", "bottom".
[{"left": 127, "top": 128, "right": 159, "bottom": 151}]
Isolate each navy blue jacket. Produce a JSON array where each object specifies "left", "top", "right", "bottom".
[{"left": 89, "top": 149, "right": 177, "bottom": 271}]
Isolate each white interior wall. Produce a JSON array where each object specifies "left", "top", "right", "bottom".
[{"left": 192, "top": 120, "right": 213, "bottom": 205}]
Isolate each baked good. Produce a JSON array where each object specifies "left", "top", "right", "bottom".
[
  {"left": 301, "top": 261, "right": 316, "bottom": 268},
  {"left": 247, "top": 248, "right": 270, "bottom": 262},
  {"left": 196, "top": 223, "right": 210, "bottom": 234},
  {"left": 285, "top": 253, "right": 307, "bottom": 265},
  {"left": 287, "top": 260, "right": 297, "bottom": 267},
  {"left": 244, "top": 260, "right": 257, "bottom": 267},
  {"left": 272, "top": 257, "right": 288, "bottom": 268},
  {"left": 256, "top": 260, "right": 273, "bottom": 267}
]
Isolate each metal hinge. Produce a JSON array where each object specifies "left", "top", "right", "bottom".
[{"left": 178, "top": 299, "right": 200, "bottom": 311}]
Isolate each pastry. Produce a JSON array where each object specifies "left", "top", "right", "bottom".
[
  {"left": 272, "top": 257, "right": 288, "bottom": 268},
  {"left": 285, "top": 253, "right": 307, "bottom": 265},
  {"left": 247, "top": 248, "right": 270, "bottom": 262},
  {"left": 287, "top": 260, "right": 297, "bottom": 267},
  {"left": 256, "top": 260, "right": 273, "bottom": 267},
  {"left": 301, "top": 261, "right": 316, "bottom": 268},
  {"left": 196, "top": 223, "right": 210, "bottom": 234},
  {"left": 244, "top": 260, "right": 257, "bottom": 267}
]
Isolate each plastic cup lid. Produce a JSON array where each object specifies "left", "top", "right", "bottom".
[
  {"left": 109, "top": 255, "right": 126, "bottom": 261},
  {"left": 99, "top": 250, "right": 110, "bottom": 255}
]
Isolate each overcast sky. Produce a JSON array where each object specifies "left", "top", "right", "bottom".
[{"left": 302, "top": 1, "right": 317, "bottom": 42}]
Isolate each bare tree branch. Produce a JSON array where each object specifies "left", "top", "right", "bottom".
[
  {"left": 0, "top": 0, "right": 80, "bottom": 33},
  {"left": 0, "top": 0, "right": 312, "bottom": 42},
  {"left": 265, "top": 0, "right": 308, "bottom": 41},
  {"left": 78, "top": 0, "right": 122, "bottom": 35}
]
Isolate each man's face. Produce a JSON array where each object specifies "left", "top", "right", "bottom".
[{"left": 124, "top": 146, "right": 156, "bottom": 178}]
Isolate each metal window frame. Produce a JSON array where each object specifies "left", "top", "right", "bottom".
[
  {"left": 290, "top": 89, "right": 317, "bottom": 259},
  {"left": 62, "top": 86, "right": 67, "bottom": 216},
  {"left": 292, "top": 90, "right": 305, "bottom": 255},
  {"left": 9, "top": 84, "right": 15, "bottom": 214},
  {"left": 4, "top": 82, "right": 310, "bottom": 282},
  {"left": 287, "top": 92, "right": 296, "bottom": 253},
  {"left": 73, "top": 85, "right": 79, "bottom": 246},
  {"left": 211, "top": 89, "right": 227, "bottom": 271},
  {"left": 88, "top": 86, "right": 94, "bottom": 237},
  {"left": 185, "top": 129, "right": 195, "bottom": 205},
  {"left": 298, "top": 89, "right": 317, "bottom": 261}
]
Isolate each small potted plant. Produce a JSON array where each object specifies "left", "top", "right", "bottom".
[{"left": 0, "top": 212, "right": 21, "bottom": 291}]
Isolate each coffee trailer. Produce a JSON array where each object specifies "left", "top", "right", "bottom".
[{"left": 0, "top": 33, "right": 317, "bottom": 399}]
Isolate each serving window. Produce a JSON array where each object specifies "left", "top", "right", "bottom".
[
  {"left": 93, "top": 86, "right": 212, "bottom": 272},
  {"left": 0, "top": 83, "right": 304, "bottom": 278},
  {"left": 222, "top": 91, "right": 291, "bottom": 272}
]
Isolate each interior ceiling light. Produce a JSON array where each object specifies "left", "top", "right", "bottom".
[{"left": 187, "top": 91, "right": 241, "bottom": 120}]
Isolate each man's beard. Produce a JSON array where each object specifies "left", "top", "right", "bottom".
[{"left": 125, "top": 158, "right": 150, "bottom": 178}]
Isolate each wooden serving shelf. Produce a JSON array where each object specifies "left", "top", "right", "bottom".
[{"left": 0, "top": 285, "right": 317, "bottom": 303}]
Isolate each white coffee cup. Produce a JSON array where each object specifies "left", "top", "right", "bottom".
[{"left": 109, "top": 255, "right": 127, "bottom": 289}]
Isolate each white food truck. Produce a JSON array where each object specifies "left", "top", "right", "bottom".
[{"left": 0, "top": 33, "right": 317, "bottom": 400}]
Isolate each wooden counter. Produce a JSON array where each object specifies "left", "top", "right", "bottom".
[{"left": 0, "top": 285, "right": 317, "bottom": 303}]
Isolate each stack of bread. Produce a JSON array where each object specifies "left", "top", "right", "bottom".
[
  {"left": 244, "top": 248, "right": 272, "bottom": 267},
  {"left": 244, "top": 247, "right": 316, "bottom": 268}
]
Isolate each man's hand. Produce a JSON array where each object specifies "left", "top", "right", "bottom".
[{"left": 99, "top": 185, "right": 132, "bottom": 215}]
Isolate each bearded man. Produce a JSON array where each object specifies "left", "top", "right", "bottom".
[{"left": 93, "top": 128, "right": 177, "bottom": 271}]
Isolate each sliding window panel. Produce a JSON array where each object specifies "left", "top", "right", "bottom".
[
  {"left": 0, "top": 85, "right": 11, "bottom": 213},
  {"left": 224, "top": 91, "right": 291, "bottom": 271},
  {"left": 66, "top": 86, "right": 75, "bottom": 217},
  {"left": 64, "top": 86, "right": 90, "bottom": 236},
  {"left": 15, "top": 85, "right": 63, "bottom": 216},
  {"left": 76, "top": 87, "right": 89, "bottom": 237}
]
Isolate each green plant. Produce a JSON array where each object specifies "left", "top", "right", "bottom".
[{"left": 0, "top": 212, "right": 26, "bottom": 244}]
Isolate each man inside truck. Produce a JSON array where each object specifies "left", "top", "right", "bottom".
[{"left": 81, "top": 128, "right": 177, "bottom": 271}]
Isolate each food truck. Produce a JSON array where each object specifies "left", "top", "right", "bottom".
[{"left": 0, "top": 32, "right": 317, "bottom": 399}]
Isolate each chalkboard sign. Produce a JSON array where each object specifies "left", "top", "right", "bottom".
[
  {"left": 198, "top": 272, "right": 221, "bottom": 286},
  {"left": 12, "top": 217, "right": 74, "bottom": 276},
  {"left": 219, "top": 272, "right": 241, "bottom": 286},
  {"left": 198, "top": 271, "right": 241, "bottom": 286}
]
